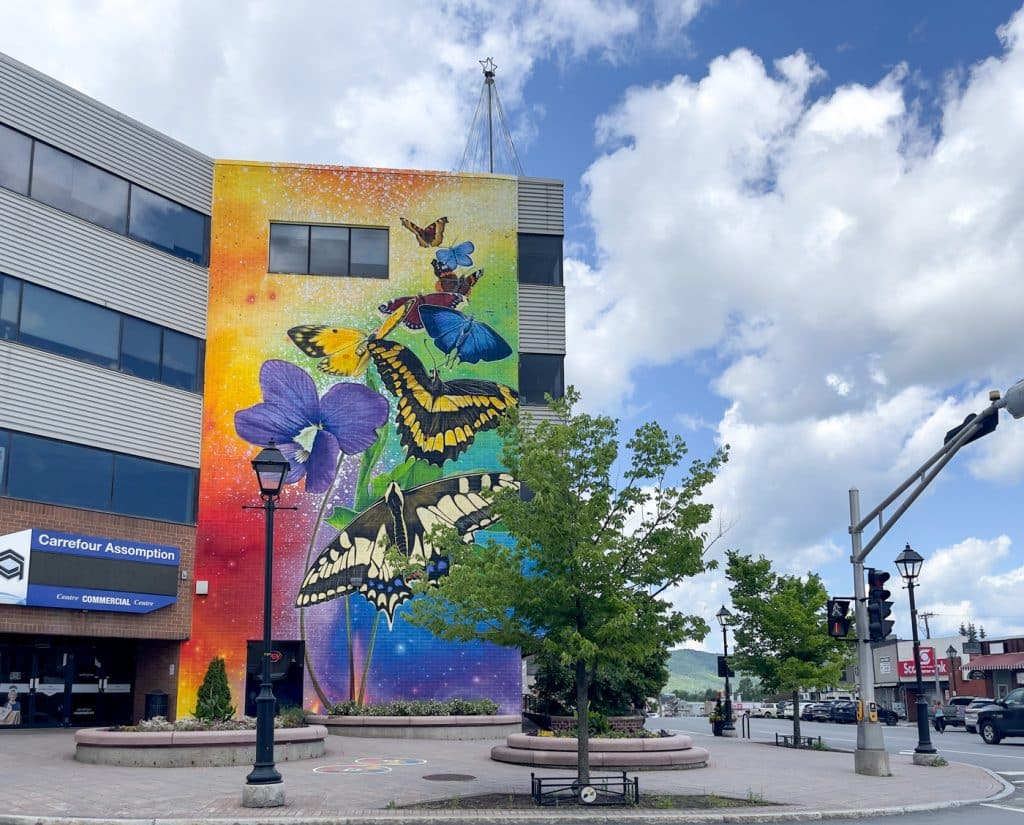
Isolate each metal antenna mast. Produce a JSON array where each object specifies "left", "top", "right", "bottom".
[{"left": 456, "top": 58, "right": 524, "bottom": 176}]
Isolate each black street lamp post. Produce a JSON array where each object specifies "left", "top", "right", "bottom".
[
  {"left": 243, "top": 444, "right": 291, "bottom": 808},
  {"left": 946, "top": 645, "right": 958, "bottom": 697},
  {"left": 895, "top": 543, "right": 936, "bottom": 758},
  {"left": 717, "top": 606, "right": 735, "bottom": 735}
]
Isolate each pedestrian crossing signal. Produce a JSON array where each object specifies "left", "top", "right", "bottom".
[{"left": 827, "top": 598, "right": 851, "bottom": 638}]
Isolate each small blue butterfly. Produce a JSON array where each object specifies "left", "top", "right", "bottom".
[
  {"left": 419, "top": 305, "right": 512, "bottom": 365},
  {"left": 434, "top": 240, "right": 475, "bottom": 270}
]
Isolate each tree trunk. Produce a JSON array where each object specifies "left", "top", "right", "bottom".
[
  {"left": 575, "top": 660, "right": 591, "bottom": 786},
  {"left": 792, "top": 688, "right": 800, "bottom": 743}
]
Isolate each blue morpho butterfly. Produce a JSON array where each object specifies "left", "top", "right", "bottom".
[
  {"left": 418, "top": 304, "right": 512, "bottom": 364},
  {"left": 434, "top": 240, "right": 475, "bottom": 270}
]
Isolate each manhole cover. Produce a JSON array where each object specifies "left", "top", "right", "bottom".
[{"left": 422, "top": 773, "right": 476, "bottom": 781}]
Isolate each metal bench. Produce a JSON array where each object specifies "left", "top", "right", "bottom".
[{"left": 774, "top": 732, "right": 821, "bottom": 749}]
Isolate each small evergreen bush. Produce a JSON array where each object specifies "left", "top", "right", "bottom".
[
  {"left": 194, "top": 656, "right": 235, "bottom": 721},
  {"left": 327, "top": 697, "right": 498, "bottom": 716}
]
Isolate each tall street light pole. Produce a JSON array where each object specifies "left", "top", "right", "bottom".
[
  {"left": 242, "top": 444, "right": 292, "bottom": 809},
  {"left": 947, "top": 645, "right": 958, "bottom": 697},
  {"left": 847, "top": 378, "right": 1024, "bottom": 776},
  {"left": 895, "top": 543, "right": 936, "bottom": 762},
  {"left": 717, "top": 606, "right": 735, "bottom": 737}
]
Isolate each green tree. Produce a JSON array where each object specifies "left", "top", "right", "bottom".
[
  {"left": 194, "top": 656, "right": 235, "bottom": 721},
  {"left": 737, "top": 675, "right": 763, "bottom": 702},
  {"left": 402, "top": 388, "right": 726, "bottom": 784},
  {"left": 724, "top": 551, "right": 849, "bottom": 742}
]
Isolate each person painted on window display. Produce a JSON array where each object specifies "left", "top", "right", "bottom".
[{"left": 0, "top": 685, "right": 21, "bottom": 725}]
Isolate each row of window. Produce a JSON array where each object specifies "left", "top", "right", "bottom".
[
  {"left": 0, "top": 273, "right": 204, "bottom": 393},
  {"left": 267, "top": 220, "right": 562, "bottom": 286},
  {"left": 269, "top": 222, "right": 389, "bottom": 279},
  {"left": 0, "top": 429, "right": 197, "bottom": 525},
  {"left": 0, "top": 122, "right": 210, "bottom": 267}
]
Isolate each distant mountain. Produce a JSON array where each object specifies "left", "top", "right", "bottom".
[{"left": 664, "top": 648, "right": 724, "bottom": 695}]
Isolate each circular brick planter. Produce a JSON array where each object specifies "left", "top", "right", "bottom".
[
  {"left": 308, "top": 714, "right": 521, "bottom": 740},
  {"left": 491, "top": 732, "right": 709, "bottom": 770},
  {"left": 74, "top": 724, "right": 328, "bottom": 768}
]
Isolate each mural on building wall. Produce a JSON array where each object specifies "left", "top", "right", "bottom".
[{"left": 178, "top": 162, "right": 521, "bottom": 716}]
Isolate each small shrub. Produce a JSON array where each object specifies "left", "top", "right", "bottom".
[
  {"left": 194, "top": 657, "right": 235, "bottom": 721},
  {"left": 588, "top": 710, "right": 612, "bottom": 737},
  {"left": 277, "top": 705, "right": 308, "bottom": 727},
  {"left": 326, "top": 697, "right": 499, "bottom": 716}
]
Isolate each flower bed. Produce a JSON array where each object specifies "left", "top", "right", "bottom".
[
  {"left": 309, "top": 714, "right": 521, "bottom": 740},
  {"left": 74, "top": 723, "right": 328, "bottom": 768},
  {"left": 491, "top": 732, "right": 709, "bottom": 770}
]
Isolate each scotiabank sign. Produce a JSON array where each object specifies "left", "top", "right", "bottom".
[
  {"left": 897, "top": 647, "right": 950, "bottom": 677},
  {"left": 0, "top": 528, "right": 179, "bottom": 614}
]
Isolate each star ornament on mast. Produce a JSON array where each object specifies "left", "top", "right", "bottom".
[{"left": 480, "top": 57, "right": 497, "bottom": 79}]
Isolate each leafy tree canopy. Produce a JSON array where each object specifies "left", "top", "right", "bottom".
[{"left": 401, "top": 387, "right": 727, "bottom": 782}]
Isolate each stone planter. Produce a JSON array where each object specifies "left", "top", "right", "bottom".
[
  {"left": 74, "top": 724, "right": 328, "bottom": 767},
  {"left": 491, "top": 732, "right": 709, "bottom": 770},
  {"left": 308, "top": 714, "right": 521, "bottom": 740}
]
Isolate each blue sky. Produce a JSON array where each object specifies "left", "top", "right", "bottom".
[{"left": 3, "top": 0, "right": 1024, "bottom": 650}]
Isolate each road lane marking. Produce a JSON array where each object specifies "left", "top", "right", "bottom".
[
  {"left": 981, "top": 804, "right": 1024, "bottom": 813},
  {"left": 900, "top": 748, "right": 1024, "bottom": 760}
]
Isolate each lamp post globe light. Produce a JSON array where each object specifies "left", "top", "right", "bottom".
[
  {"left": 895, "top": 543, "right": 937, "bottom": 763},
  {"left": 716, "top": 605, "right": 735, "bottom": 736},
  {"left": 242, "top": 443, "right": 290, "bottom": 808}
]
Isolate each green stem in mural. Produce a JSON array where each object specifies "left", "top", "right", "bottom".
[
  {"left": 357, "top": 611, "right": 382, "bottom": 706},
  {"left": 301, "top": 449, "right": 347, "bottom": 709},
  {"left": 345, "top": 593, "right": 356, "bottom": 702}
]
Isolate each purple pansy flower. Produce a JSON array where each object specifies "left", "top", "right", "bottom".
[{"left": 235, "top": 360, "right": 389, "bottom": 493}]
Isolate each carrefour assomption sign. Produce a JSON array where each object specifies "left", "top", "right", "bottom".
[{"left": 0, "top": 528, "right": 179, "bottom": 613}]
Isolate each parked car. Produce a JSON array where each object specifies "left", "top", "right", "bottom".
[
  {"left": 808, "top": 702, "right": 834, "bottom": 722},
  {"left": 800, "top": 702, "right": 824, "bottom": 721},
  {"left": 977, "top": 689, "right": 1024, "bottom": 744},
  {"left": 830, "top": 700, "right": 859, "bottom": 724},
  {"left": 941, "top": 696, "right": 975, "bottom": 727},
  {"left": 876, "top": 706, "right": 899, "bottom": 726},
  {"left": 749, "top": 705, "right": 777, "bottom": 718},
  {"left": 965, "top": 697, "right": 996, "bottom": 734}
]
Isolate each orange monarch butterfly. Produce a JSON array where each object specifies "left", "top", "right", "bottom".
[
  {"left": 400, "top": 216, "right": 448, "bottom": 248},
  {"left": 432, "top": 259, "right": 484, "bottom": 295},
  {"left": 287, "top": 301, "right": 410, "bottom": 377}
]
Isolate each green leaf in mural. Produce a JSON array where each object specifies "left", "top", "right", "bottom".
[
  {"left": 325, "top": 506, "right": 360, "bottom": 531},
  {"left": 369, "top": 457, "right": 444, "bottom": 501},
  {"left": 355, "top": 370, "right": 389, "bottom": 511}
]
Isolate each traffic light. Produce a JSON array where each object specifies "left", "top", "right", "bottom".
[
  {"left": 827, "top": 598, "right": 851, "bottom": 638},
  {"left": 866, "top": 568, "right": 894, "bottom": 642}
]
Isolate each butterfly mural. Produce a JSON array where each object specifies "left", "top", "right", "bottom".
[
  {"left": 296, "top": 472, "right": 519, "bottom": 621},
  {"left": 377, "top": 292, "right": 465, "bottom": 330},
  {"left": 288, "top": 300, "right": 410, "bottom": 376},
  {"left": 400, "top": 216, "right": 448, "bottom": 248},
  {"left": 431, "top": 259, "right": 484, "bottom": 296},
  {"left": 435, "top": 240, "right": 475, "bottom": 270},
  {"left": 367, "top": 339, "right": 518, "bottom": 466},
  {"left": 419, "top": 305, "right": 512, "bottom": 365}
]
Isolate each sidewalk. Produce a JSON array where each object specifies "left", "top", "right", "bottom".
[{"left": 0, "top": 727, "right": 1011, "bottom": 824}]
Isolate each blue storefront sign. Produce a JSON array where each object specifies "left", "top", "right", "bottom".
[{"left": 0, "top": 528, "right": 180, "bottom": 614}]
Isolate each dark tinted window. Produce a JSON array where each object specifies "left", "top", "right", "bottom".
[
  {"left": 120, "top": 317, "right": 162, "bottom": 381},
  {"left": 19, "top": 283, "right": 120, "bottom": 368},
  {"left": 7, "top": 433, "right": 113, "bottom": 511},
  {"left": 112, "top": 454, "right": 195, "bottom": 522},
  {"left": 518, "top": 234, "right": 563, "bottom": 285},
  {"left": 129, "top": 186, "right": 209, "bottom": 266},
  {"left": 162, "top": 329, "right": 201, "bottom": 391},
  {"left": 269, "top": 223, "right": 309, "bottom": 273},
  {"left": 309, "top": 225, "right": 349, "bottom": 275},
  {"left": 0, "top": 274, "right": 21, "bottom": 340},
  {"left": 31, "top": 143, "right": 129, "bottom": 233},
  {"left": 350, "top": 228, "right": 388, "bottom": 278},
  {"left": 0, "top": 123, "right": 32, "bottom": 195},
  {"left": 519, "top": 353, "right": 564, "bottom": 405}
]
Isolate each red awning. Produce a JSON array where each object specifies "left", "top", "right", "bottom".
[{"left": 962, "top": 653, "right": 1024, "bottom": 671}]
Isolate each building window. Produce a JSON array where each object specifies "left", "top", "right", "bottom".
[
  {"left": 519, "top": 353, "right": 565, "bottom": 405},
  {"left": 128, "top": 186, "right": 209, "bottom": 266},
  {"left": 518, "top": 233, "right": 563, "bottom": 286},
  {"left": 1, "top": 273, "right": 204, "bottom": 393},
  {"left": 269, "top": 222, "right": 389, "bottom": 278},
  {"left": 0, "top": 123, "right": 32, "bottom": 195},
  {"left": 0, "top": 428, "right": 197, "bottom": 524},
  {"left": 31, "top": 143, "right": 130, "bottom": 235},
  {"left": 0, "top": 120, "right": 209, "bottom": 267}
]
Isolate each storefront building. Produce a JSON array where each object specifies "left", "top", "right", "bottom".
[{"left": 0, "top": 52, "right": 565, "bottom": 725}]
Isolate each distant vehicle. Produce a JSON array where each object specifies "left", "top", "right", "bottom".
[
  {"left": 830, "top": 700, "right": 859, "bottom": 724},
  {"left": 875, "top": 706, "right": 899, "bottom": 726},
  {"left": 941, "top": 696, "right": 976, "bottom": 728},
  {"left": 977, "top": 689, "right": 1024, "bottom": 744},
  {"left": 801, "top": 702, "right": 831, "bottom": 721},
  {"left": 749, "top": 705, "right": 777, "bottom": 718},
  {"left": 965, "top": 698, "right": 996, "bottom": 734}
]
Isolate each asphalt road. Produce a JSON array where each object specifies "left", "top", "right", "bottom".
[{"left": 651, "top": 714, "right": 1024, "bottom": 822}]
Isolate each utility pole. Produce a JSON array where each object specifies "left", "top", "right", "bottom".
[{"left": 919, "top": 612, "right": 934, "bottom": 639}]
